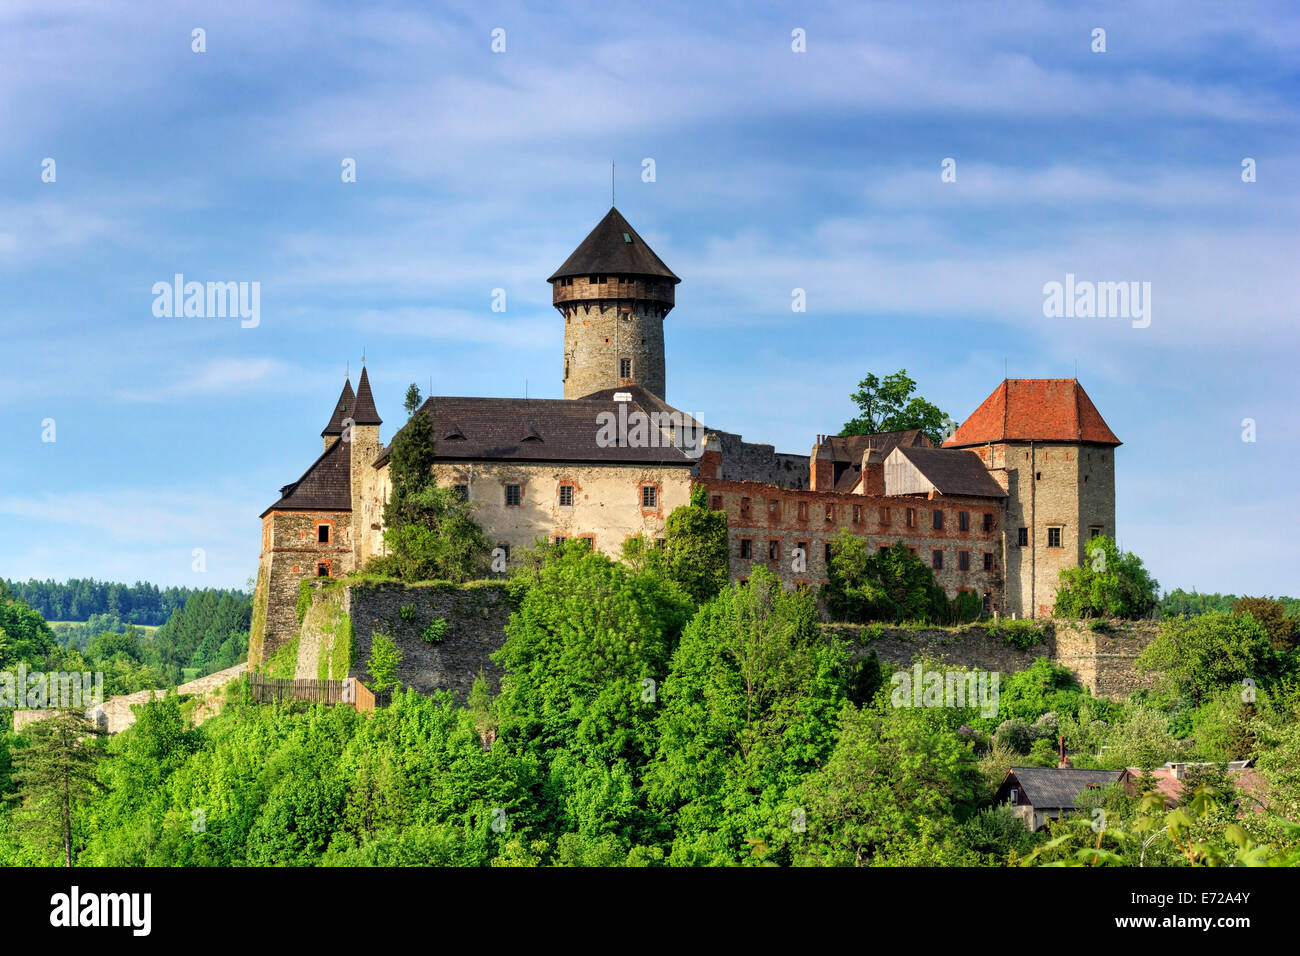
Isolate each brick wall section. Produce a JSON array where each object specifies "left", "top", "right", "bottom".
[
  {"left": 703, "top": 476, "right": 1004, "bottom": 604},
  {"left": 343, "top": 582, "right": 513, "bottom": 701},
  {"left": 250, "top": 509, "right": 354, "bottom": 665}
]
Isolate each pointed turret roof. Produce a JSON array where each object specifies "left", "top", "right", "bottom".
[
  {"left": 548, "top": 207, "right": 680, "bottom": 283},
  {"left": 321, "top": 378, "right": 355, "bottom": 437},
  {"left": 942, "top": 379, "right": 1120, "bottom": 448},
  {"left": 349, "top": 366, "right": 382, "bottom": 426}
]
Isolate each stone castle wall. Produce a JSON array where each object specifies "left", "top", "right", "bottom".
[
  {"left": 343, "top": 581, "right": 514, "bottom": 701},
  {"left": 562, "top": 298, "right": 667, "bottom": 400}
]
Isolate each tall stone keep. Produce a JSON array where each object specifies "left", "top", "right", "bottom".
[{"left": 549, "top": 207, "right": 680, "bottom": 401}]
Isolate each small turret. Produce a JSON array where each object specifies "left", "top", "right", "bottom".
[{"left": 322, "top": 377, "right": 355, "bottom": 451}]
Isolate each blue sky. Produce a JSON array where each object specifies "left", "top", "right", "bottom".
[{"left": 1, "top": 0, "right": 1297, "bottom": 595}]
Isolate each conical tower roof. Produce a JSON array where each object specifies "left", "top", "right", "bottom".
[
  {"left": 321, "top": 378, "right": 355, "bottom": 437},
  {"left": 547, "top": 207, "right": 679, "bottom": 283},
  {"left": 349, "top": 366, "right": 383, "bottom": 426}
]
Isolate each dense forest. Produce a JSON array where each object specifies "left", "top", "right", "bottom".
[{"left": 1, "top": 577, "right": 247, "bottom": 626}]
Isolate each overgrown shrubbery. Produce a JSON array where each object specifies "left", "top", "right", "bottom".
[
  {"left": 824, "top": 535, "right": 982, "bottom": 625},
  {"left": 1054, "top": 536, "right": 1158, "bottom": 619}
]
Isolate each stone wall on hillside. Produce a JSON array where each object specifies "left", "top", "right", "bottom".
[
  {"left": 343, "top": 582, "right": 513, "bottom": 702},
  {"left": 825, "top": 623, "right": 1046, "bottom": 676},
  {"left": 825, "top": 619, "right": 1159, "bottom": 699}
]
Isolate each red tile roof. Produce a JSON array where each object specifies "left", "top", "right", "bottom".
[{"left": 942, "top": 379, "right": 1120, "bottom": 448}]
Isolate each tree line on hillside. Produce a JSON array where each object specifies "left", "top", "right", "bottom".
[
  {"left": 0, "top": 578, "right": 247, "bottom": 626},
  {"left": 0, "top": 588, "right": 250, "bottom": 694}
]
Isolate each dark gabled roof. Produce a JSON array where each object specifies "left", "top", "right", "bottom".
[
  {"left": 891, "top": 445, "right": 1008, "bottom": 499},
  {"left": 547, "top": 207, "right": 680, "bottom": 283},
  {"left": 260, "top": 435, "right": 352, "bottom": 517},
  {"left": 944, "top": 379, "right": 1120, "bottom": 448},
  {"left": 349, "top": 366, "right": 382, "bottom": 426},
  {"left": 321, "top": 378, "right": 355, "bottom": 436},
  {"left": 824, "top": 430, "right": 930, "bottom": 492},
  {"left": 1003, "top": 767, "right": 1123, "bottom": 810},
  {"left": 825, "top": 429, "right": 930, "bottom": 464},
  {"left": 373, "top": 385, "right": 698, "bottom": 467}
]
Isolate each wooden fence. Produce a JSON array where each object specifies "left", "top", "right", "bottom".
[{"left": 245, "top": 675, "right": 378, "bottom": 713}]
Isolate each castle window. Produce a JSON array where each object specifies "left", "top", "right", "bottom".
[
  {"left": 740, "top": 538, "right": 753, "bottom": 559},
  {"left": 558, "top": 484, "right": 574, "bottom": 507},
  {"left": 958, "top": 550, "right": 970, "bottom": 571},
  {"left": 879, "top": 506, "right": 890, "bottom": 525},
  {"left": 825, "top": 542, "right": 833, "bottom": 563},
  {"left": 824, "top": 503, "right": 835, "bottom": 522},
  {"left": 641, "top": 485, "right": 657, "bottom": 508},
  {"left": 740, "top": 497, "right": 752, "bottom": 518},
  {"left": 317, "top": 563, "right": 329, "bottom": 577},
  {"left": 1035, "top": 472, "right": 1042, "bottom": 481},
  {"left": 983, "top": 513, "right": 994, "bottom": 532},
  {"left": 1089, "top": 525, "right": 1103, "bottom": 538},
  {"left": 932, "top": 509, "right": 944, "bottom": 530},
  {"left": 932, "top": 549, "right": 943, "bottom": 569},
  {"left": 768, "top": 539, "right": 780, "bottom": 561},
  {"left": 711, "top": 495, "right": 723, "bottom": 511},
  {"left": 852, "top": 504, "right": 863, "bottom": 524},
  {"left": 796, "top": 540, "right": 808, "bottom": 560},
  {"left": 1047, "top": 526, "right": 1063, "bottom": 548},
  {"left": 797, "top": 501, "right": 809, "bottom": 521},
  {"left": 984, "top": 552, "right": 994, "bottom": 571},
  {"left": 453, "top": 484, "right": 469, "bottom": 502},
  {"left": 620, "top": 358, "right": 632, "bottom": 378},
  {"left": 554, "top": 536, "right": 567, "bottom": 546},
  {"left": 505, "top": 484, "right": 522, "bottom": 507},
  {"left": 579, "top": 536, "right": 595, "bottom": 550},
  {"left": 983, "top": 592, "right": 992, "bottom": 614},
  {"left": 906, "top": 507, "right": 916, "bottom": 528},
  {"left": 958, "top": 511, "right": 970, "bottom": 532},
  {"left": 768, "top": 498, "right": 781, "bottom": 518},
  {"left": 317, "top": 525, "right": 330, "bottom": 543},
  {"left": 1017, "top": 527, "right": 1029, "bottom": 547}
]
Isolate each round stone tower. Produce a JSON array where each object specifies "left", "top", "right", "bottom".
[{"left": 548, "top": 207, "right": 680, "bottom": 400}]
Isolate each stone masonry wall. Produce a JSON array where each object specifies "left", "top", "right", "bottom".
[
  {"left": 343, "top": 582, "right": 514, "bottom": 702},
  {"left": 826, "top": 618, "right": 1158, "bottom": 699}
]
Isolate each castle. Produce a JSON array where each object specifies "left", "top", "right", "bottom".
[{"left": 249, "top": 206, "right": 1120, "bottom": 666}]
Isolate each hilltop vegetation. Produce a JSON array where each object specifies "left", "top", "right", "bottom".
[{"left": 3, "top": 541, "right": 1299, "bottom": 867}]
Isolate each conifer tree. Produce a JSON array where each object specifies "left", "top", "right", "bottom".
[{"left": 8, "top": 710, "right": 106, "bottom": 866}]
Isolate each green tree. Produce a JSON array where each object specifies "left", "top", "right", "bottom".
[
  {"left": 793, "top": 697, "right": 983, "bottom": 866},
  {"left": 647, "top": 567, "right": 849, "bottom": 865},
  {"left": 1053, "top": 536, "right": 1158, "bottom": 619},
  {"left": 367, "top": 634, "right": 402, "bottom": 694},
  {"left": 371, "top": 394, "right": 491, "bottom": 582},
  {"left": 403, "top": 382, "right": 423, "bottom": 416},
  {"left": 1232, "top": 596, "right": 1299, "bottom": 652},
  {"left": 824, "top": 535, "right": 947, "bottom": 623},
  {"left": 840, "top": 369, "right": 949, "bottom": 445},
  {"left": 7, "top": 711, "right": 106, "bottom": 866},
  {"left": 1137, "top": 611, "right": 1273, "bottom": 706},
  {"left": 661, "top": 485, "right": 729, "bottom": 605}
]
